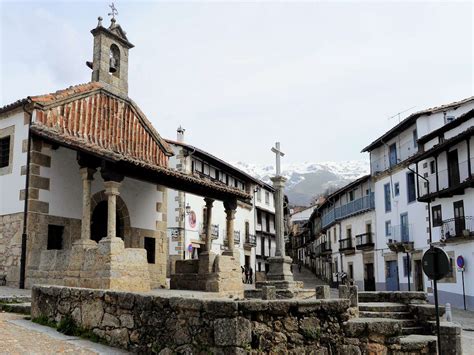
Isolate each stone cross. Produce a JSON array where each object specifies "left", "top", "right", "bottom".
[
  {"left": 108, "top": 2, "right": 118, "bottom": 20},
  {"left": 271, "top": 142, "right": 285, "bottom": 176}
]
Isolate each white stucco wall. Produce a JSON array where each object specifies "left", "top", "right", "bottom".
[
  {"left": 41, "top": 146, "right": 160, "bottom": 230},
  {"left": 0, "top": 110, "right": 28, "bottom": 215}
]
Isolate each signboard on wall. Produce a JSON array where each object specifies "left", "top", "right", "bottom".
[{"left": 188, "top": 211, "right": 196, "bottom": 229}]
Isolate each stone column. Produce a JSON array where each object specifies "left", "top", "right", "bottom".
[
  {"left": 204, "top": 198, "right": 214, "bottom": 252},
  {"left": 104, "top": 181, "right": 121, "bottom": 239},
  {"left": 224, "top": 199, "right": 237, "bottom": 253},
  {"left": 79, "top": 167, "right": 96, "bottom": 242},
  {"left": 271, "top": 175, "right": 287, "bottom": 257}
]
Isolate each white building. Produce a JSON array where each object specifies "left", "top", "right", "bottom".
[
  {"left": 317, "top": 175, "right": 376, "bottom": 290},
  {"left": 362, "top": 97, "right": 474, "bottom": 294},
  {"left": 166, "top": 128, "right": 275, "bottom": 277},
  {"left": 412, "top": 105, "right": 474, "bottom": 309}
]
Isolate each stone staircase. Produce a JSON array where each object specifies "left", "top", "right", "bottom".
[
  {"left": 347, "top": 291, "right": 448, "bottom": 352},
  {"left": 359, "top": 302, "right": 425, "bottom": 335}
]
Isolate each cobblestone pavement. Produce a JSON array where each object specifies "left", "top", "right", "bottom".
[
  {"left": 451, "top": 307, "right": 474, "bottom": 351},
  {"left": 0, "top": 312, "right": 128, "bottom": 354}
]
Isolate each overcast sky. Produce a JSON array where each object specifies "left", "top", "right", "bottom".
[{"left": 1, "top": 1, "right": 472, "bottom": 166}]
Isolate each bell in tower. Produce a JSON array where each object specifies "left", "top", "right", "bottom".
[{"left": 88, "top": 5, "right": 134, "bottom": 97}]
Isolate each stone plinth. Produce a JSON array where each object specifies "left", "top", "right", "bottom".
[
  {"left": 315, "top": 285, "right": 330, "bottom": 299},
  {"left": 265, "top": 256, "right": 294, "bottom": 282},
  {"left": 27, "top": 237, "right": 151, "bottom": 292},
  {"left": 170, "top": 250, "right": 244, "bottom": 297}
]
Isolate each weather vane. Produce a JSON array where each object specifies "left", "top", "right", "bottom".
[{"left": 108, "top": 3, "right": 118, "bottom": 20}]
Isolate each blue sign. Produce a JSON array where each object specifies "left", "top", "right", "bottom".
[
  {"left": 188, "top": 244, "right": 193, "bottom": 253},
  {"left": 457, "top": 255, "right": 465, "bottom": 269}
]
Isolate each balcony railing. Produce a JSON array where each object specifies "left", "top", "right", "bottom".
[
  {"left": 245, "top": 234, "right": 257, "bottom": 246},
  {"left": 321, "top": 241, "right": 332, "bottom": 254},
  {"left": 355, "top": 232, "right": 374, "bottom": 250},
  {"left": 441, "top": 217, "right": 474, "bottom": 240},
  {"left": 387, "top": 224, "right": 413, "bottom": 244},
  {"left": 234, "top": 231, "right": 240, "bottom": 244},
  {"left": 419, "top": 159, "right": 472, "bottom": 198},
  {"left": 321, "top": 193, "right": 375, "bottom": 229},
  {"left": 211, "top": 224, "right": 219, "bottom": 239},
  {"left": 339, "top": 238, "right": 355, "bottom": 252}
]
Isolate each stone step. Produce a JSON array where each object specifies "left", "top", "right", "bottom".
[
  {"left": 359, "top": 311, "right": 412, "bottom": 319},
  {"left": 0, "top": 302, "right": 31, "bottom": 315},
  {"left": 0, "top": 296, "right": 32, "bottom": 303},
  {"left": 398, "top": 319, "right": 417, "bottom": 327},
  {"left": 398, "top": 334, "right": 437, "bottom": 352},
  {"left": 402, "top": 326, "right": 425, "bottom": 335},
  {"left": 359, "top": 302, "right": 408, "bottom": 312}
]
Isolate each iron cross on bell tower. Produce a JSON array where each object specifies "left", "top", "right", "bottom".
[
  {"left": 108, "top": 3, "right": 118, "bottom": 20},
  {"left": 271, "top": 142, "right": 285, "bottom": 177}
]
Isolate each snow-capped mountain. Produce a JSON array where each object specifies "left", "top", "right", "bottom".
[{"left": 234, "top": 160, "right": 370, "bottom": 206}]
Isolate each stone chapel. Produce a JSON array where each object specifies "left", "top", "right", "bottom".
[{"left": 0, "top": 15, "right": 249, "bottom": 292}]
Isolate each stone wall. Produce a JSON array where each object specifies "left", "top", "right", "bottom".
[
  {"left": 32, "top": 285, "right": 434, "bottom": 354},
  {"left": 0, "top": 212, "right": 23, "bottom": 286}
]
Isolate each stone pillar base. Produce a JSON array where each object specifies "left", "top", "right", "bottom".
[{"left": 266, "top": 256, "right": 295, "bottom": 282}]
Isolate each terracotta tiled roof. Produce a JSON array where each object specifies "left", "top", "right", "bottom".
[
  {"left": 30, "top": 82, "right": 173, "bottom": 167},
  {"left": 30, "top": 124, "right": 250, "bottom": 200}
]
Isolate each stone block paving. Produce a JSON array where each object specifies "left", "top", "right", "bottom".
[{"left": 451, "top": 308, "right": 474, "bottom": 350}]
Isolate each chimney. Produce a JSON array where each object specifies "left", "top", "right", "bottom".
[{"left": 177, "top": 126, "right": 185, "bottom": 143}]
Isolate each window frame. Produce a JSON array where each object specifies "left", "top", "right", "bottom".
[
  {"left": 432, "top": 205, "right": 443, "bottom": 227},
  {"left": 0, "top": 125, "right": 14, "bottom": 175},
  {"left": 384, "top": 183, "right": 391, "bottom": 212},
  {"left": 385, "top": 220, "right": 392, "bottom": 237},
  {"left": 406, "top": 172, "right": 416, "bottom": 203}
]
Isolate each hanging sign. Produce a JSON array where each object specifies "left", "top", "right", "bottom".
[
  {"left": 188, "top": 211, "right": 197, "bottom": 229},
  {"left": 187, "top": 244, "right": 193, "bottom": 253}
]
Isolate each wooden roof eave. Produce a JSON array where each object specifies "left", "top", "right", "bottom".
[{"left": 29, "top": 125, "right": 251, "bottom": 203}]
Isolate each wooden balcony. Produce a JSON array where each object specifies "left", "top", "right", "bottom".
[
  {"left": 339, "top": 238, "right": 355, "bottom": 254},
  {"left": 355, "top": 232, "right": 374, "bottom": 251},
  {"left": 441, "top": 216, "right": 474, "bottom": 242}
]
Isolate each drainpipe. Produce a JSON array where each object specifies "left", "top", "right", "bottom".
[{"left": 19, "top": 103, "right": 33, "bottom": 289}]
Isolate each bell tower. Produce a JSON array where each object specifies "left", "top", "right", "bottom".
[{"left": 89, "top": 7, "right": 134, "bottom": 97}]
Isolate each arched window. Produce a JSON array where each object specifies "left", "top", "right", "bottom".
[{"left": 109, "top": 44, "right": 121, "bottom": 77}]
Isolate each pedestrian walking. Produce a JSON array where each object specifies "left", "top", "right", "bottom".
[{"left": 249, "top": 267, "right": 253, "bottom": 284}]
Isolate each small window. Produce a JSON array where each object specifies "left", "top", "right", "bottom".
[
  {"left": 349, "top": 190, "right": 354, "bottom": 201},
  {"left": 47, "top": 225, "right": 64, "bottom": 250},
  {"left": 257, "top": 210, "right": 262, "bottom": 225},
  {"left": 346, "top": 227, "right": 352, "bottom": 239},
  {"left": 412, "top": 129, "right": 418, "bottom": 149},
  {"left": 348, "top": 263, "right": 354, "bottom": 279},
  {"left": 257, "top": 188, "right": 262, "bottom": 202},
  {"left": 0, "top": 136, "right": 11, "bottom": 168},
  {"left": 144, "top": 237, "right": 156, "bottom": 264},
  {"left": 384, "top": 183, "right": 391, "bottom": 212},
  {"left": 430, "top": 161, "right": 436, "bottom": 174},
  {"left": 265, "top": 191, "right": 270, "bottom": 204},
  {"left": 394, "top": 182, "right": 400, "bottom": 196},
  {"left": 385, "top": 221, "right": 392, "bottom": 237},
  {"left": 432, "top": 205, "right": 443, "bottom": 227}
]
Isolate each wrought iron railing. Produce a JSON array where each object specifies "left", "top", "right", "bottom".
[
  {"left": 321, "top": 241, "right": 332, "bottom": 253},
  {"left": 321, "top": 193, "right": 375, "bottom": 229},
  {"left": 234, "top": 231, "right": 240, "bottom": 244},
  {"left": 339, "top": 238, "right": 354, "bottom": 251},
  {"left": 209, "top": 224, "right": 219, "bottom": 240},
  {"left": 245, "top": 234, "right": 257, "bottom": 246},
  {"left": 441, "top": 216, "right": 474, "bottom": 239},
  {"left": 355, "top": 232, "right": 374, "bottom": 247},
  {"left": 387, "top": 224, "right": 413, "bottom": 243}
]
